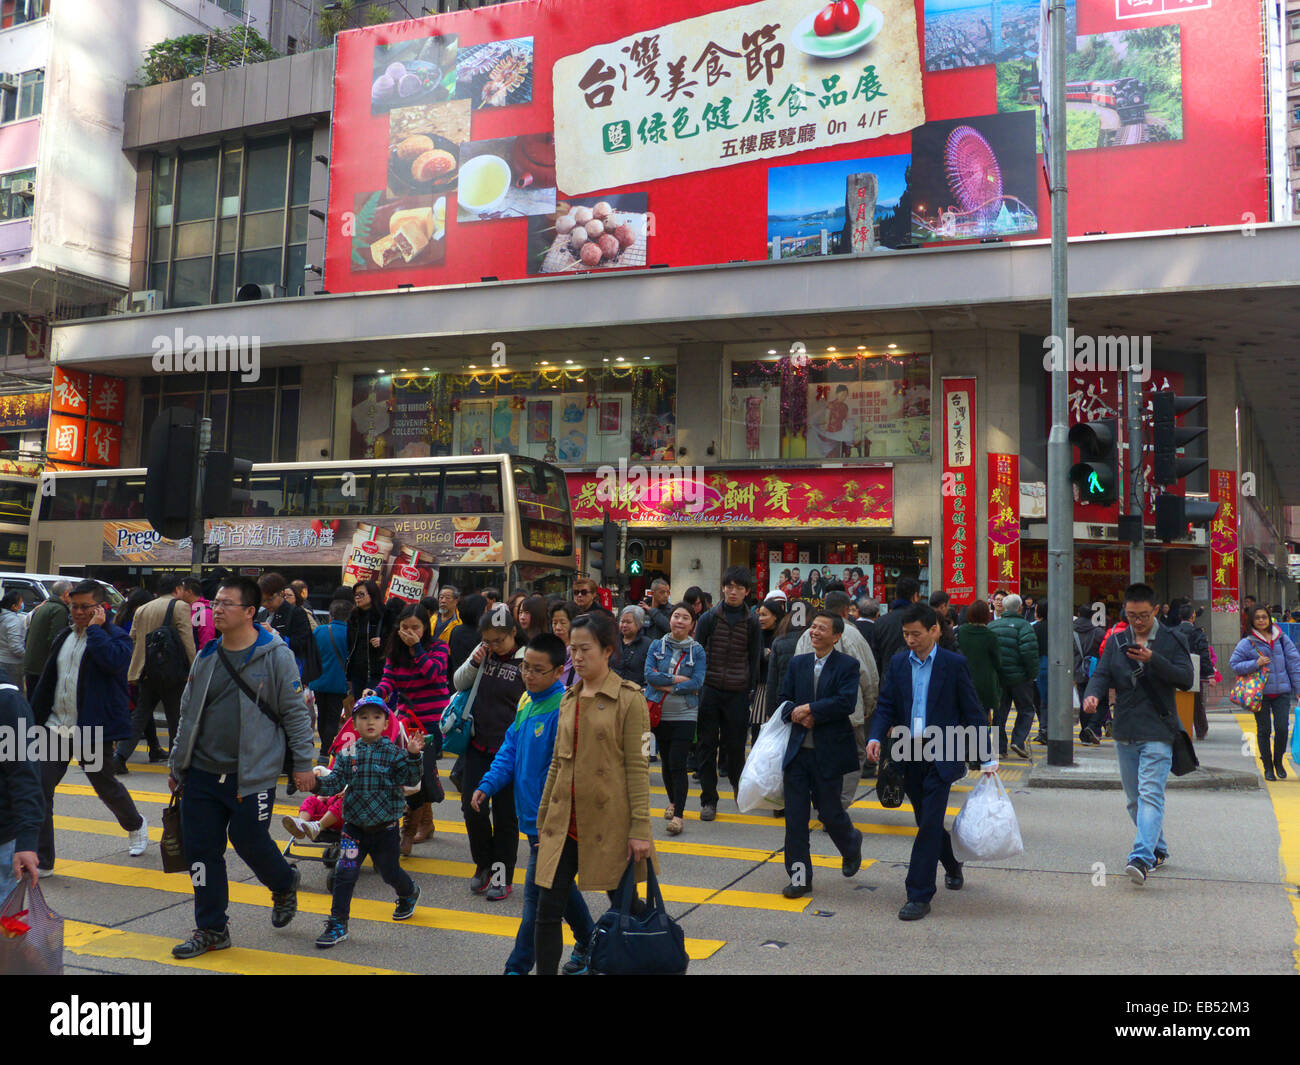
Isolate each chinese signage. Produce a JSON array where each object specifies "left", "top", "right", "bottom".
[
  {"left": 46, "top": 368, "right": 125, "bottom": 469},
  {"left": 565, "top": 465, "right": 892, "bottom": 529},
  {"left": 1022, "top": 545, "right": 1159, "bottom": 580},
  {"left": 553, "top": 0, "right": 921, "bottom": 192},
  {"left": 1209, "top": 469, "right": 1239, "bottom": 612},
  {"left": 324, "top": 0, "right": 1267, "bottom": 295},
  {"left": 0, "top": 390, "right": 48, "bottom": 433},
  {"left": 987, "top": 453, "right": 1020, "bottom": 595},
  {"left": 102, "top": 514, "right": 506, "bottom": 573},
  {"left": 941, "top": 378, "right": 975, "bottom": 606}
]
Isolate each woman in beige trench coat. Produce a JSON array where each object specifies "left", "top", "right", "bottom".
[{"left": 533, "top": 611, "right": 658, "bottom": 974}]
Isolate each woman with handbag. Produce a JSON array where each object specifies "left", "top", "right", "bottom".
[
  {"left": 534, "top": 611, "right": 657, "bottom": 974},
  {"left": 1230, "top": 606, "right": 1300, "bottom": 781},
  {"left": 645, "top": 604, "right": 706, "bottom": 836}
]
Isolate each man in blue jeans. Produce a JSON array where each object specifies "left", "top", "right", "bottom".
[
  {"left": 471, "top": 633, "right": 593, "bottom": 974},
  {"left": 1083, "top": 583, "right": 1193, "bottom": 886}
]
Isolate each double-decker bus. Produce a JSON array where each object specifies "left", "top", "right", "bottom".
[
  {"left": 0, "top": 473, "right": 37, "bottom": 572},
  {"left": 29, "top": 455, "right": 576, "bottom": 603}
]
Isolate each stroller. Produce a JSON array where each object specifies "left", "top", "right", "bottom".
[{"left": 281, "top": 704, "right": 423, "bottom": 892}]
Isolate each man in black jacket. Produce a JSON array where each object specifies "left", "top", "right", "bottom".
[
  {"left": 1175, "top": 603, "right": 1211, "bottom": 740},
  {"left": 1083, "top": 583, "right": 1193, "bottom": 886},
  {"left": 1073, "top": 603, "right": 1106, "bottom": 744},
  {"left": 693, "top": 566, "right": 762, "bottom": 822},
  {"left": 258, "top": 573, "right": 312, "bottom": 666},
  {"left": 873, "top": 577, "right": 921, "bottom": 673},
  {"left": 0, "top": 685, "right": 42, "bottom": 897},
  {"left": 644, "top": 579, "right": 673, "bottom": 640}
]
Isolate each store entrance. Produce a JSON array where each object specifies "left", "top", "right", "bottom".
[{"left": 733, "top": 536, "right": 930, "bottom": 605}]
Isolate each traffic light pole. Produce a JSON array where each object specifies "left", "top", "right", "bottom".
[
  {"left": 1127, "top": 368, "right": 1144, "bottom": 584},
  {"left": 1046, "top": 0, "right": 1073, "bottom": 768},
  {"left": 190, "top": 417, "right": 211, "bottom": 578}
]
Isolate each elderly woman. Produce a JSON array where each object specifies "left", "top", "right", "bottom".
[{"left": 614, "top": 604, "right": 651, "bottom": 687}]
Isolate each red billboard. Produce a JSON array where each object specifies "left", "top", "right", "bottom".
[{"left": 324, "top": 0, "right": 1267, "bottom": 294}]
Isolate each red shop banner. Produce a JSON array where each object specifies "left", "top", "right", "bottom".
[
  {"left": 1022, "top": 545, "right": 1158, "bottom": 580},
  {"left": 325, "top": 0, "right": 1267, "bottom": 295},
  {"left": 1209, "top": 468, "right": 1239, "bottom": 613},
  {"left": 566, "top": 465, "right": 892, "bottom": 529},
  {"left": 941, "top": 377, "right": 975, "bottom": 605},
  {"left": 987, "top": 452, "right": 1019, "bottom": 595}
]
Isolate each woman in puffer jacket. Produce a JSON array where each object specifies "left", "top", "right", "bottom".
[
  {"left": 0, "top": 591, "right": 27, "bottom": 687},
  {"left": 1230, "top": 605, "right": 1300, "bottom": 781}
]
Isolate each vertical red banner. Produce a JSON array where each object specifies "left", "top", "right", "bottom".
[
  {"left": 988, "top": 453, "right": 1021, "bottom": 595},
  {"left": 941, "top": 378, "right": 977, "bottom": 606},
  {"left": 1209, "top": 468, "right": 1240, "bottom": 613}
]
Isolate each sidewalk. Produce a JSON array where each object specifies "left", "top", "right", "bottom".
[{"left": 1026, "top": 701, "right": 1260, "bottom": 790}]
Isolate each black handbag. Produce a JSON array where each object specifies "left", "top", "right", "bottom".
[
  {"left": 160, "top": 791, "right": 188, "bottom": 873},
  {"left": 1134, "top": 660, "right": 1199, "bottom": 777},
  {"left": 876, "top": 753, "right": 906, "bottom": 808},
  {"left": 588, "top": 860, "right": 688, "bottom": 976}
]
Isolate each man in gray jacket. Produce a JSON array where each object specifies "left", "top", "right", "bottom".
[
  {"left": 168, "top": 576, "right": 317, "bottom": 959},
  {"left": 22, "top": 581, "right": 69, "bottom": 698},
  {"left": 1083, "top": 582, "right": 1193, "bottom": 887}
]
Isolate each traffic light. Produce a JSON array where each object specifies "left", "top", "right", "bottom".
[
  {"left": 143, "top": 407, "right": 196, "bottom": 540},
  {"left": 1068, "top": 418, "right": 1119, "bottom": 505},
  {"left": 1151, "top": 392, "right": 1207, "bottom": 485},
  {"left": 600, "top": 515, "right": 618, "bottom": 582},
  {"left": 1155, "top": 494, "right": 1222, "bottom": 542},
  {"left": 203, "top": 452, "right": 254, "bottom": 517},
  {"left": 627, "top": 539, "right": 645, "bottom": 577}
]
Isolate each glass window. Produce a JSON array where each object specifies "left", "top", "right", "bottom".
[
  {"left": 175, "top": 147, "right": 218, "bottom": 224},
  {"left": 0, "top": 477, "right": 35, "bottom": 519},
  {"left": 153, "top": 226, "right": 172, "bottom": 259},
  {"left": 278, "top": 387, "right": 299, "bottom": 462},
  {"left": 244, "top": 136, "right": 288, "bottom": 213},
  {"left": 373, "top": 468, "right": 442, "bottom": 515},
  {"left": 282, "top": 472, "right": 309, "bottom": 515},
  {"left": 218, "top": 218, "right": 237, "bottom": 252},
  {"left": 91, "top": 476, "right": 146, "bottom": 520},
  {"left": 288, "top": 205, "right": 308, "bottom": 243},
  {"left": 149, "top": 261, "right": 168, "bottom": 295},
  {"left": 215, "top": 253, "right": 235, "bottom": 303},
  {"left": 285, "top": 243, "right": 306, "bottom": 296},
  {"left": 1, "top": 90, "right": 14, "bottom": 125},
  {"left": 725, "top": 341, "right": 931, "bottom": 460},
  {"left": 290, "top": 133, "right": 313, "bottom": 205},
  {"left": 17, "top": 70, "right": 41, "bottom": 119},
  {"left": 170, "top": 257, "right": 212, "bottom": 308},
  {"left": 230, "top": 390, "right": 276, "bottom": 465},
  {"left": 240, "top": 210, "right": 283, "bottom": 250},
  {"left": 0, "top": 168, "right": 34, "bottom": 220},
  {"left": 174, "top": 219, "right": 214, "bottom": 259},
  {"left": 241, "top": 472, "right": 283, "bottom": 517},
  {"left": 219, "top": 146, "right": 242, "bottom": 218},
  {"left": 0, "top": 533, "right": 29, "bottom": 570},
  {"left": 237, "top": 246, "right": 281, "bottom": 288},
  {"left": 153, "top": 155, "right": 174, "bottom": 226},
  {"left": 44, "top": 479, "right": 94, "bottom": 521},
  {"left": 311, "top": 471, "right": 373, "bottom": 516},
  {"left": 279, "top": 367, "right": 302, "bottom": 386},
  {"left": 444, "top": 464, "right": 502, "bottom": 513}
]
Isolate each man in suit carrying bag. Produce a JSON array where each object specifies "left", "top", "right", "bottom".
[
  {"left": 868, "top": 603, "right": 995, "bottom": 922},
  {"left": 777, "top": 611, "right": 864, "bottom": 899}
]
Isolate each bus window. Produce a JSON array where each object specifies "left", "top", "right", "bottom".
[
  {"left": 92, "top": 476, "right": 146, "bottom": 520},
  {"left": 45, "top": 480, "right": 95, "bottom": 521},
  {"left": 0, "top": 479, "right": 35, "bottom": 520},
  {"left": 245, "top": 473, "right": 284, "bottom": 517},
  {"left": 283, "top": 473, "right": 310, "bottom": 516},
  {"left": 443, "top": 464, "right": 501, "bottom": 513},
  {"left": 0, "top": 532, "right": 28, "bottom": 568},
  {"left": 311, "top": 471, "right": 373, "bottom": 516},
  {"left": 374, "top": 468, "right": 441, "bottom": 515}
]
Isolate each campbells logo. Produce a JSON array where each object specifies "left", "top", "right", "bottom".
[
  {"left": 398, "top": 565, "right": 420, "bottom": 580},
  {"left": 454, "top": 531, "right": 490, "bottom": 548}
]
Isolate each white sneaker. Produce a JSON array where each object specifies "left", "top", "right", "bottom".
[
  {"left": 37, "top": 867, "right": 53, "bottom": 879},
  {"left": 282, "top": 816, "right": 320, "bottom": 841},
  {"left": 128, "top": 815, "right": 149, "bottom": 857}
]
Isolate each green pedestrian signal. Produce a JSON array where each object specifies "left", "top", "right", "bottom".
[
  {"left": 1087, "top": 471, "right": 1102, "bottom": 495},
  {"left": 628, "top": 559, "right": 643, "bottom": 576},
  {"left": 1068, "top": 419, "right": 1119, "bottom": 506}
]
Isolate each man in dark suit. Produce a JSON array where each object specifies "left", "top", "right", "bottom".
[
  {"left": 868, "top": 602, "right": 995, "bottom": 921},
  {"left": 777, "top": 611, "right": 864, "bottom": 899},
  {"left": 872, "top": 576, "right": 921, "bottom": 673}
]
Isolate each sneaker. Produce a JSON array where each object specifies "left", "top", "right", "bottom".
[
  {"left": 782, "top": 881, "right": 811, "bottom": 899},
  {"left": 469, "top": 868, "right": 490, "bottom": 895},
  {"left": 1034, "top": 732, "right": 1048, "bottom": 744},
  {"left": 1125, "top": 858, "right": 1149, "bottom": 885},
  {"left": 700, "top": 804, "right": 717, "bottom": 822},
  {"left": 281, "top": 816, "right": 320, "bottom": 841},
  {"left": 665, "top": 816, "right": 683, "bottom": 836},
  {"left": 172, "top": 926, "right": 231, "bottom": 959},
  {"left": 486, "top": 882, "right": 512, "bottom": 902},
  {"left": 1009, "top": 743, "right": 1030, "bottom": 759},
  {"left": 128, "top": 816, "right": 149, "bottom": 857},
  {"left": 663, "top": 803, "right": 675, "bottom": 821},
  {"left": 392, "top": 883, "right": 421, "bottom": 920},
  {"left": 148, "top": 748, "right": 169, "bottom": 763},
  {"left": 1151, "top": 851, "right": 1168, "bottom": 871},
  {"left": 1080, "top": 728, "right": 1100, "bottom": 746},
  {"left": 111, "top": 756, "right": 129, "bottom": 775},
  {"left": 36, "top": 867, "right": 53, "bottom": 879},
  {"left": 315, "top": 917, "right": 349, "bottom": 949},
  {"left": 561, "top": 945, "right": 590, "bottom": 975},
  {"left": 270, "top": 867, "right": 301, "bottom": 928}
]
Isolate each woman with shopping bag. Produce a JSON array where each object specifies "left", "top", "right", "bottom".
[
  {"left": 1230, "top": 606, "right": 1300, "bottom": 781},
  {"left": 533, "top": 611, "right": 658, "bottom": 975}
]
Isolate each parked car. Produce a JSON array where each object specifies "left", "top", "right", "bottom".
[{"left": 0, "top": 573, "right": 127, "bottom": 614}]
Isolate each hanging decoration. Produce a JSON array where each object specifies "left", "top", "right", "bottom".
[{"left": 586, "top": 392, "right": 598, "bottom": 409}]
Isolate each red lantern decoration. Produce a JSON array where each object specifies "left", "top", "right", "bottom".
[
  {"left": 586, "top": 393, "right": 598, "bottom": 409},
  {"left": 510, "top": 395, "right": 526, "bottom": 411}
]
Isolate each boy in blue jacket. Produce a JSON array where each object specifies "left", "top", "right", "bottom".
[{"left": 471, "top": 633, "right": 594, "bottom": 975}]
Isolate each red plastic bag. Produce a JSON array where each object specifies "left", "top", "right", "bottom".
[{"left": 0, "top": 877, "right": 63, "bottom": 975}]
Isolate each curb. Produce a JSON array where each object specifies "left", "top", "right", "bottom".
[{"left": 1026, "top": 763, "right": 1259, "bottom": 791}]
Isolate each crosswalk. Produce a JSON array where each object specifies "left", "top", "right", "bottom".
[{"left": 47, "top": 738, "right": 1027, "bottom": 973}]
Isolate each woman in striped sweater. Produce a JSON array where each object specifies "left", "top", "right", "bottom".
[{"left": 367, "top": 602, "right": 449, "bottom": 854}]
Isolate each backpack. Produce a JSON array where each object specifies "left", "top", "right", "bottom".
[
  {"left": 144, "top": 599, "right": 190, "bottom": 686},
  {"left": 1071, "top": 631, "right": 1097, "bottom": 685}
]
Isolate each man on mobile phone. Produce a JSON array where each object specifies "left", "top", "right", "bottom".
[{"left": 1082, "top": 583, "right": 1193, "bottom": 887}]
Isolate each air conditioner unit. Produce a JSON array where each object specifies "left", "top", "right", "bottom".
[
  {"left": 129, "top": 290, "right": 160, "bottom": 313},
  {"left": 0, "top": 74, "right": 16, "bottom": 91},
  {"left": 13, "top": 181, "right": 34, "bottom": 197}
]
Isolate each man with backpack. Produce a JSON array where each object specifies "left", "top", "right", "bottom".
[
  {"left": 115, "top": 573, "right": 196, "bottom": 772},
  {"left": 1073, "top": 604, "right": 1105, "bottom": 745}
]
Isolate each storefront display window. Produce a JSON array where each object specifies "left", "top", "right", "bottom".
[
  {"left": 349, "top": 352, "right": 676, "bottom": 464},
  {"left": 725, "top": 338, "right": 931, "bottom": 461}
]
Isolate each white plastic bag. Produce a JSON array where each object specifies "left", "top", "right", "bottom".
[
  {"left": 952, "top": 772, "right": 1024, "bottom": 862},
  {"left": 737, "top": 703, "right": 792, "bottom": 812}
]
